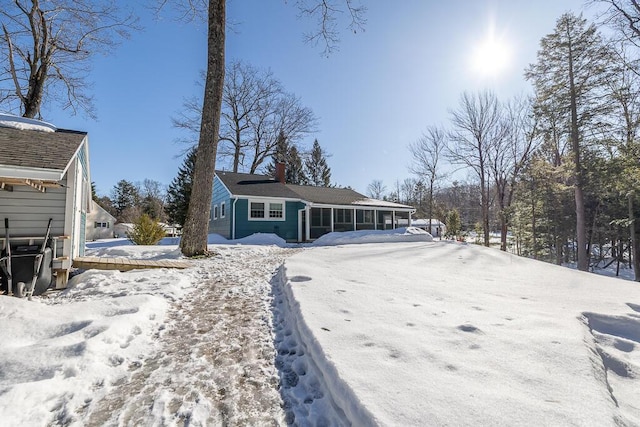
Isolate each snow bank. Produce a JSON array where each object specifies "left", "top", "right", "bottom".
[
  {"left": 283, "top": 241, "right": 640, "bottom": 426},
  {"left": 312, "top": 226, "right": 433, "bottom": 246}
]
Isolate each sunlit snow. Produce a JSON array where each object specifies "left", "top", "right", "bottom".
[{"left": 1, "top": 228, "right": 639, "bottom": 426}]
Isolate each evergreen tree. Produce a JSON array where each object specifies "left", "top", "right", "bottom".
[
  {"left": 305, "top": 139, "right": 331, "bottom": 186},
  {"left": 111, "top": 180, "right": 140, "bottom": 221},
  {"left": 91, "top": 182, "right": 98, "bottom": 202},
  {"left": 445, "top": 209, "right": 461, "bottom": 240},
  {"left": 265, "top": 131, "right": 308, "bottom": 184},
  {"left": 166, "top": 148, "right": 197, "bottom": 227},
  {"left": 525, "top": 13, "right": 612, "bottom": 271},
  {"left": 265, "top": 131, "right": 290, "bottom": 177},
  {"left": 287, "top": 146, "right": 307, "bottom": 184},
  {"left": 127, "top": 214, "right": 166, "bottom": 245}
]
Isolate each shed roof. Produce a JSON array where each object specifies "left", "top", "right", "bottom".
[
  {"left": 215, "top": 170, "right": 414, "bottom": 210},
  {"left": 0, "top": 126, "right": 87, "bottom": 172}
]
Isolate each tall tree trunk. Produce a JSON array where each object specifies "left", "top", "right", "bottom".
[
  {"left": 568, "top": 45, "right": 589, "bottom": 271},
  {"left": 180, "top": 0, "right": 225, "bottom": 257},
  {"left": 630, "top": 194, "right": 640, "bottom": 281},
  {"left": 428, "top": 179, "right": 434, "bottom": 235},
  {"left": 480, "top": 172, "right": 490, "bottom": 246}
]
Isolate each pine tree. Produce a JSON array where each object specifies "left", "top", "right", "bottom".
[
  {"left": 91, "top": 182, "right": 98, "bottom": 202},
  {"left": 265, "top": 131, "right": 308, "bottom": 184},
  {"left": 111, "top": 180, "right": 140, "bottom": 221},
  {"left": 287, "top": 146, "right": 307, "bottom": 184},
  {"left": 166, "top": 148, "right": 197, "bottom": 227},
  {"left": 265, "top": 131, "right": 290, "bottom": 177},
  {"left": 445, "top": 209, "right": 461, "bottom": 240},
  {"left": 305, "top": 139, "right": 331, "bottom": 186},
  {"left": 525, "top": 12, "right": 612, "bottom": 271}
]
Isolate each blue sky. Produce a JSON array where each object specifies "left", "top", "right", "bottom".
[{"left": 41, "top": 0, "right": 599, "bottom": 197}]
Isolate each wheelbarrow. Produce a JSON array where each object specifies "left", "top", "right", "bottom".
[{"left": 0, "top": 218, "right": 53, "bottom": 299}]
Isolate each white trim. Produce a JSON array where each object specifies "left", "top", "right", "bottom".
[
  {"left": 232, "top": 198, "right": 238, "bottom": 240},
  {"left": 213, "top": 204, "right": 218, "bottom": 220},
  {"left": 0, "top": 165, "right": 64, "bottom": 181},
  {"left": 214, "top": 173, "right": 234, "bottom": 198},
  {"left": 247, "top": 199, "right": 286, "bottom": 222},
  {"left": 221, "top": 201, "right": 226, "bottom": 218}
]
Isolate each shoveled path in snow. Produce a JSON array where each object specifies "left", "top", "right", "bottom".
[{"left": 86, "top": 246, "right": 301, "bottom": 426}]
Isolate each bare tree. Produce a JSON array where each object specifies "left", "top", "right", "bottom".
[
  {"left": 593, "top": 0, "right": 640, "bottom": 46},
  {"left": 409, "top": 125, "right": 447, "bottom": 231},
  {"left": 0, "top": 0, "right": 138, "bottom": 118},
  {"left": 489, "top": 96, "right": 539, "bottom": 251},
  {"left": 448, "top": 91, "right": 505, "bottom": 246},
  {"left": 367, "top": 179, "right": 386, "bottom": 199},
  {"left": 248, "top": 91, "right": 317, "bottom": 173},
  {"left": 176, "top": 0, "right": 365, "bottom": 256},
  {"left": 296, "top": 0, "right": 366, "bottom": 56},
  {"left": 173, "top": 61, "right": 317, "bottom": 173}
]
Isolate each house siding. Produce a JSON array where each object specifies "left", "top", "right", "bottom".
[
  {"left": 210, "top": 177, "right": 232, "bottom": 238},
  {"left": 234, "top": 199, "right": 303, "bottom": 241}
]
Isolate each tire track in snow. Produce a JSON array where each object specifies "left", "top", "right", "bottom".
[{"left": 87, "top": 246, "right": 299, "bottom": 426}]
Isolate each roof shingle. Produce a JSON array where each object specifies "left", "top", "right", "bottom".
[
  {"left": 215, "top": 170, "right": 414, "bottom": 209},
  {"left": 0, "top": 127, "right": 87, "bottom": 171}
]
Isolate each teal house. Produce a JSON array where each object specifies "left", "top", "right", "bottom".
[{"left": 210, "top": 167, "right": 415, "bottom": 242}]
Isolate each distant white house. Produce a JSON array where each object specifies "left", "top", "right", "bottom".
[
  {"left": 409, "top": 219, "right": 446, "bottom": 238},
  {"left": 114, "top": 222, "right": 180, "bottom": 240},
  {"left": 114, "top": 223, "right": 133, "bottom": 239},
  {"left": 85, "top": 200, "right": 116, "bottom": 240}
]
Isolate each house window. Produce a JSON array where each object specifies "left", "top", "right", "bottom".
[
  {"left": 249, "top": 200, "right": 286, "bottom": 221},
  {"left": 94, "top": 222, "right": 110, "bottom": 228},
  {"left": 214, "top": 205, "right": 219, "bottom": 220},
  {"left": 311, "top": 208, "right": 332, "bottom": 227},
  {"left": 221, "top": 202, "right": 226, "bottom": 218},
  {"left": 357, "top": 210, "right": 374, "bottom": 224},
  {"left": 334, "top": 209, "right": 352, "bottom": 224},
  {"left": 269, "top": 203, "right": 283, "bottom": 218},
  {"left": 250, "top": 202, "right": 265, "bottom": 218}
]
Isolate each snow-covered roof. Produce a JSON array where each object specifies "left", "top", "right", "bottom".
[{"left": 0, "top": 113, "right": 57, "bottom": 133}]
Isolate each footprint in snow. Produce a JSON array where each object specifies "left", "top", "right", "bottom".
[{"left": 458, "top": 324, "right": 483, "bottom": 334}]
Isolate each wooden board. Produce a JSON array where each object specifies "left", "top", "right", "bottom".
[{"left": 73, "top": 256, "right": 192, "bottom": 272}]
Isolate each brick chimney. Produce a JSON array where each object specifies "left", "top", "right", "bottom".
[{"left": 275, "top": 162, "right": 286, "bottom": 183}]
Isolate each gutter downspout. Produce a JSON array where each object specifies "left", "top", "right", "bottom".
[
  {"left": 298, "top": 205, "right": 307, "bottom": 242},
  {"left": 232, "top": 197, "right": 238, "bottom": 240}
]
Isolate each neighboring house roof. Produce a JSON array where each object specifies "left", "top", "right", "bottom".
[
  {"left": 216, "top": 171, "right": 302, "bottom": 199},
  {"left": 0, "top": 126, "right": 87, "bottom": 180},
  {"left": 89, "top": 200, "right": 117, "bottom": 221},
  {"left": 216, "top": 170, "right": 414, "bottom": 210},
  {"left": 412, "top": 218, "right": 446, "bottom": 227}
]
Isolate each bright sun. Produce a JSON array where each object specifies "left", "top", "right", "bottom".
[{"left": 472, "top": 35, "right": 511, "bottom": 77}]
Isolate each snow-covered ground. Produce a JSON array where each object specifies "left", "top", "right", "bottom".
[{"left": 1, "top": 228, "right": 639, "bottom": 426}]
